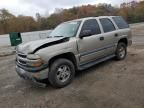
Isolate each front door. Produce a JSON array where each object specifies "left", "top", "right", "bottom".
[{"left": 77, "top": 19, "right": 107, "bottom": 64}]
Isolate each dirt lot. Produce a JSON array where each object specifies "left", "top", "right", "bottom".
[{"left": 0, "top": 24, "right": 144, "bottom": 108}]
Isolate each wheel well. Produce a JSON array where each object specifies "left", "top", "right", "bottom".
[
  {"left": 49, "top": 52, "right": 77, "bottom": 69},
  {"left": 118, "top": 38, "right": 128, "bottom": 46}
]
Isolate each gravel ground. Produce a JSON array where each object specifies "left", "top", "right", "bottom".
[
  {"left": 0, "top": 46, "right": 15, "bottom": 57},
  {"left": 0, "top": 24, "right": 144, "bottom": 108}
]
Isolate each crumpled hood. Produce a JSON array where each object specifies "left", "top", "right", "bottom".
[{"left": 17, "top": 37, "right": 68, "bottom": 54}]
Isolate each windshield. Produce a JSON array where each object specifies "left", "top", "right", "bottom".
[{"left": 49, "top": 21, "right": 81, "bottom": 37}]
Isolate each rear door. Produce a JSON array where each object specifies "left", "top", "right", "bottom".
[{"left": 98, "top": 18, "right": 118, "bottom": 56}]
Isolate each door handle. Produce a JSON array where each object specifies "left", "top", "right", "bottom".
[
  {"left": 100, "top": 37, "right": 104, "bottom": 41},
  {"left": 115, "top": 33, "right": 118, "bottom": 37}
]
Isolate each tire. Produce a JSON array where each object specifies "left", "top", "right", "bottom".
[
  {"left": 115, "top": 42, "right": 127, "bottom": 60},
  {"left": 48, "top": 58, "right": 75, "bottom": 88}
]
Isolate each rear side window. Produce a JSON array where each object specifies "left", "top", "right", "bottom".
[
  {"left": 100, "top": 18, "right": 116, "bottom": 33},
  {"left": 81, "top": 19, "right": 101, "bottom": 35},
  {"left": 113, "top": 17, "right": 129, "bottom": 29}
]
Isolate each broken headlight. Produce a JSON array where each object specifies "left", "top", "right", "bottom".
[{"left": 27, "top": 54, "right": 44, "bottom": 67}]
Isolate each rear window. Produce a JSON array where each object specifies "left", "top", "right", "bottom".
[
  {"left": 100, "top": 18, "right": 116, "bottom": 33},
  {"left": 113, "top": 17, "right": 129, "bottom": 29}
]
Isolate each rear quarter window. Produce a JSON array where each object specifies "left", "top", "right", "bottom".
[{"left": 113, "top": 17, "right": 129, "bottom": 29}]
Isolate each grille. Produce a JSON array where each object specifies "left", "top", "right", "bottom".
[
  {"left": 18, "top": 53, "right": 27, "bottom": 58},
  {"left": 19, "top": 59, "right": 26, "bottom": 65},
  {"left": 16, "top": 52, "right": 27, "bottom": 66}
]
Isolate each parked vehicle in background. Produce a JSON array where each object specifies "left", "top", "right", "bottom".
[{"left": 16, "top": 16, "right": 132, "bottom": 88}]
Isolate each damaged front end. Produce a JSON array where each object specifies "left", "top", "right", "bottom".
[
  {"left": 15, "top": 37, "right": 70, "bottom": 86},
  {"left": 15, "top": 51, "right": 48, "bottom": 87}
]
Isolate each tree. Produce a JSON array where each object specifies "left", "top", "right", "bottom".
[
  {"left": 0, "top": 1, "right": 144, "bottom": 35},
  {"left": 0, "top": 9, "right": 15, "bottom": 33}
]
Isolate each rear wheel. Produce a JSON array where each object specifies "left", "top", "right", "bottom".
[
  {"left": 48, "top": 58, "right": 75, "bottom": 88},
  {"left": 115, "top": 42, "right": 127, "bottom": 60}
]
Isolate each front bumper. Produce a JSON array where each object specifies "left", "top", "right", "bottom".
[{"left": 16, "top": 65, "right": 49, "bottom": 81}]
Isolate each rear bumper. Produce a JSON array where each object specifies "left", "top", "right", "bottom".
[{"left": 16, "top": 65, "right": 48, "bottom": 80}]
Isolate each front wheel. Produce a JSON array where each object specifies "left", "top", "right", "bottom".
[
  {"left": 115, "top": 42, "right": 127, "bottom": 60},
  {"left": 48, "top": 58, "right": 75, "bottom": 88}
]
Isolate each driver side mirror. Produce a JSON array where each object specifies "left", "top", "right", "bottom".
[{"left": 79, "top": 30, "right": 92, "bottom": 39}]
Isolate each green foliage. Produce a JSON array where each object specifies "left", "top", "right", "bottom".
[{"left": 0, "top": 1, "right": 144, "bottom": 35}]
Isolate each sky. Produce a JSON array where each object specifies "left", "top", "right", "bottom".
[{"left": 0, "top": 0, "right": 136, "bottom": 17}]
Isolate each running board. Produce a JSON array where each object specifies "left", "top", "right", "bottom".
[{"left": 78, "top": 55, "right": 115, "bottom": 70}]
